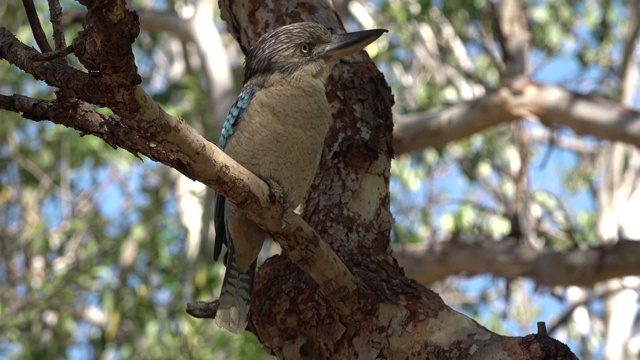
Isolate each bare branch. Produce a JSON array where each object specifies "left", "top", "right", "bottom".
[
  {"left": 47, "top": 0, "right": 67, "bottom": 50},
  {"left": 393, "top": 88, "right": 516, "bottom": 153},
  {"left": 186, "top": 300, "right": 218, "bottom": 319},
  {"left": 0, "top": 28, "right": 120, "bottom": 102},
  {"left": 22, "top": 0, "right": 53, "bottom": 53},
  {"left": 520, "top": 81, "right": 640, "bottom": 147},
  {"left": 547, "top": 287, "right": 624, "bottom": 335},
  {"left": 394, "top": 239, "right": 640, "bottom": 287},
  {"left": 137, "top": 10, "right": 192, "bottom": 41},
  {"left": 524, "top": 127, "right": 600, "bottom": 155},
  {"left": 393, "top": 81, "right": 640, "bottom": 155},
  {"left": 58, "top": 7, "right": 236, "bottom": 128},
  {"left": 28, "top": 45, "right": 73, "bottom": 61}
]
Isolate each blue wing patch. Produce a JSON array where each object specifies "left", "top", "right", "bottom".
[
  {"left": 214, "top": 83, "right": 258, "bottom": 262},
  {"left": 218, "top": 84, "right": 258, "bottom": 150}
]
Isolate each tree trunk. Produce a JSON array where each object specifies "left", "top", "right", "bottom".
[
  {"left": 218, "top": 1, "right": 576, "bottom": 358},
  {"left": 599, "top": 4, "right": 640, "bottom": 358}
]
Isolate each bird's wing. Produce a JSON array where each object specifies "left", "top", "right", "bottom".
[
  {"left": 214, "top": 84, "right": 258, "bottom": 262},
  {"left": 217, "top": 84, "right": 258, "bottom": 149}
]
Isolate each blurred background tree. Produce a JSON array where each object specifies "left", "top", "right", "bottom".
[{"left": 0, "top": 0, "right": 638, "bottom": 359}]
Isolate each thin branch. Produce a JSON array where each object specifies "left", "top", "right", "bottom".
[
  {"left": 6, "top": 132, "right": 60, "bottom": 194},
  {"left": 525, "top": 127, "right": 601, "bottom": 155},
  {"left": 29, "top": 45, "right": 73, "bottom": 61},
  {"left": 430, "top": 7, "right": 473, "bottom": 73},
  {"left": 0, "top": 95, "right": 116, "bottom": 143},
  {"left": 477, "top": 14, "right": 505, "bottom": 73},
  {"left": 47, "top": 0, "right": 67, "bottom": 50},
  {"left": 0, "top": 28, "right": 112, "bottom": 101},
  {"left": 547, "top": 286, "right": 631, "bottom": 335},
  {"left": 22, "top": 0, "right": 53, "bottom": 53}
]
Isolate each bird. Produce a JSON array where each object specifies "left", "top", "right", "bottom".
[{"left": 213, "top": 22, "right": 387, "bottom": 333}]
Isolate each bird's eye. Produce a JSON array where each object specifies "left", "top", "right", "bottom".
[{"left": 300, "top": 43, "right": 311, "bottom": 55}]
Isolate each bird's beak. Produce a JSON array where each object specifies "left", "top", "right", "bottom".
[{"left": 323, "top": 28, "right": 388, "bottom": 63}]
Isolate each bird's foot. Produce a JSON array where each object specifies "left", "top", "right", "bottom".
[
  {"left": 267, "top": 179, "right": 285, "bottom": 205},
  {"left": 267, "top": 180, "right": 294, "bottom": 230}
]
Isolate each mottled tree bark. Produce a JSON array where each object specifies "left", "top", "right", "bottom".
[{"left": 217, "top": 1, "right": 576, "bottom": 358}]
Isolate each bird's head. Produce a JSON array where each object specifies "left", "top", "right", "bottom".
[{"left": 245, "top": 22, "right": 387, "bottom": 84}]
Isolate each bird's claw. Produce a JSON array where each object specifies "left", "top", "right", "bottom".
[
  {"left": 267, "top": 179, "right": 286, "bottom": 208},
  {"left": 267, "top": 180, "right": 294, "bottom": 230}
]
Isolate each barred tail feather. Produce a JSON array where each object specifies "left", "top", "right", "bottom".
[{"left": 216, "top": 257, "right": 256, "bottom": 333}]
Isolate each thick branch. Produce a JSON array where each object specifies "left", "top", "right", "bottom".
[
  {"left": 393, "top": 88, "right": 517, "bottom": 153},
  {"left": 394, "top": 81, "right": 640, "bottom": 155},
  {"left": 520, "top": 81, "right": 640, "bottom": 146},
  {"left": 0, "top": 28, "right": 122, "bottom": 104},
  {"left": 395, "top": 239, "right": 640, "bottom": 287},
  {"left": 56, "top": 7, "right": 237, "bottom": 128}
]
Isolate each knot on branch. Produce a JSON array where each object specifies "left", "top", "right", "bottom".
[{"left": 72, "top": 2, "right": 141, "bottom": 86}]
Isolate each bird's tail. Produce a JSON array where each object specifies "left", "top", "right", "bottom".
[{"left": 215, "top": 255, "right": 256, "bottom": 334}]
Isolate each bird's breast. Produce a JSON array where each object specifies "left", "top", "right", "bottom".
[{"left": 224, "top": 80, "right": 332, "bottom": 208}]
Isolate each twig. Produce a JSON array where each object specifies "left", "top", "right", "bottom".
[
  {"left": 47, "top": 0, "right": 67, "bottom": 51},
  {"left": 186, "top": 300, "right": 218, "bottom": 319},
  {"left": 29, "top": 45, "right": 73, "bottom": 61},
  {"left": 537, "top": 321, "right": 548, "bottom": 337}
]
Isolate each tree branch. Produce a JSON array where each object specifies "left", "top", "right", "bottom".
[
  {"left": 394, "top": 238, "right": 640, "bottom": 287},
  {"left": 393, "top": 81, "right": 640, "bottom": 155},
  {"left": 519, "top": 81, "right": 640, "bottom": 146},
  {"left": 393, "top": 88, "right": 517, "bottom": 153},
  {"left": 47, "top": 0, "right": 67, "bottom": 50},
  {"left": 0, "top": 27, "right": 117, "bottom": 102},
  {"left": 22, "top": 0, "right": 53, "bottom": 53}
]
